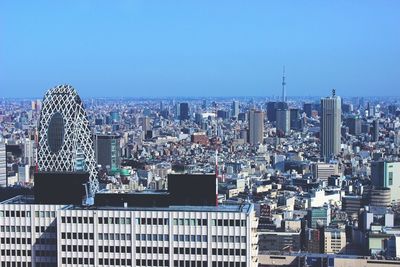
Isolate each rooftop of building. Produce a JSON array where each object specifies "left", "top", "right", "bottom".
[
  {"left": 0, "top": 195, "right": 253, "bottom": 214},
  {"left": 63, "top": 203, "right": 254, "bottom": 214}
]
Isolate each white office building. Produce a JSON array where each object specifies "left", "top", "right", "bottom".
[{"left": 0, "top": 196, "right": 259, "bottom": 267}]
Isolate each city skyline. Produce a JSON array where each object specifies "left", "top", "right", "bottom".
[{"left": 1, "top": 1, "right": 400, "bottom": 98}]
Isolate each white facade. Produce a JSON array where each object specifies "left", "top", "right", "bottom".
[
  {"left": 0, "top": 196, "right": 258, "bottom": 267},
  {"left": 0, "top": 142, "right": 6, "bottom": 187}
]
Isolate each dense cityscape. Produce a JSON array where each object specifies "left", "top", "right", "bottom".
[{"left": 1, "top": 82, "right": 400, "bottom": 266}]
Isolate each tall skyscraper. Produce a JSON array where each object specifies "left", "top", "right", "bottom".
[
  {"left": 94, "top": 134, "right": 121, "bottom": 174},
  {"left": 320, "top": 90, "right": 342, "bottom": 161},
  {"left": 0, "top": 142, "right": 6, "bottom": 187},
  {"left": 276, "top": 109, "right": 290, "bottom": 135},
  {"left": 179, "top": 102, "right": 190, "bottom": 121},
  {"left": 371, "top": 119, "right": 379, "bottom": 142},
  {"left": 37, "top": 84, "right": 98, "bottom": 195},
  {"left": 248, "top": 109, "right": 264, "bottom": 145},
  {"left": 231, "top": 100, "right": 239, "bottom": 118}
]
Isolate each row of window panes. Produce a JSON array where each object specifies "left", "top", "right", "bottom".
[
  {"left": 61, "top": 245, "right": 94, "bottom": 252},
  {"left": 98, "top": 245, "right": 131, "bottom": 253},
  {"left": 0, "top": 226, "right": 31, "bottom": 232},
  {"left": 172, "top": 219, "right": 207, "bottom": 226},
  {"left": 61, "top": 258, "right": 95, "bottom": 265},
  {"left": 0, "top": 210, "right": 31, "bottom": 217},
  {"left": 173, "top": 235, "right": 207, "bottom": 242},
  {"left": 1, "top": 262, "right": 31, "bottom": 267},
  {"left": 136, "top": 234, "right": 170, "bottom": 241},
  {"left": 138, "top": 259, "right": 170, "bottom": 266},
  {"left": 136, "top": 218, "right": 169, "bottom": 225},
  {"left": 98, "top": 258, "right": 132, "bottom": 266},
  {"left": 98, "top": 217, "right": 131, "bottom": 224},
  {"left": 61, "top": 232, "right": 94, "bottom": 239},
  {"left": 0, "top": 237, "right": 31, "bottom": 244},
  {"left": 1, "top": 249, "right": 31, "bottom": 256},
  {"left": 211, "top": 219, "right": 246, "bottom": 227},
  {"left": 34, "top": 211, "right": 55, "bottom": 218},
  {"left": 212, "top": 248, "right": 246, "bottom": 256},
  {"left": 136, "top": 246, "right": 170, "bottom": 254},
  {"left": 212, "top": 262, "right": 246, "bottom": 267},
  {"left": 99, "top": 233, "right": 131, "bottom": 240},
  {"left": 173, "top": 247, "right": 207, "bottom": 255},
  {"left": 61, "top": 216, "right": 93, "bottom": 224},
  {"left": 173, "top": 261, "right": 207, "bottom": 267},
  {"left": 211, "top": 235, "right": 246, "bottom": 243}
]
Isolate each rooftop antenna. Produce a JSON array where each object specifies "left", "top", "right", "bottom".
[
  {"left": 332, "top": 88, "right": 336, "bottom": 97},
  {"left": 282, "top": 66, "right": 286, "bottom": 102}
]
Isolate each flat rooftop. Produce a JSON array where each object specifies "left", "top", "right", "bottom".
[
  {"left": 64, "top": 203, "right": 253, "bottom": 214},
  {"left": 0, "top": 195, "right": 253, "bottom": 214}
]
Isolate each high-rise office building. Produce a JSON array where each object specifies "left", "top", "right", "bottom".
[
  {"left": 371, "top": 119, "right": 379, "bottom": 142},
  {"left": 37, "top": 84, "right": 99, "bottom": 196},
  {"left": 276, "top": 109, "right": 290, "bottom": 135},
  {"left": 266, "top": 102, "right": 277, "bottom": 122},
  {"left": 0, "top": 142, "right": 6, "bottom": 187},
  {"left": 371, "top": 161, "right": 400, "bottom": 202},
  {"left": 303, "top": 103, "right": 313, "bottom": 118},
  {"left": 141, "top": 116, "right": 151, "bottom": 132},
  {"left": 320, "top": 90, "right": 342, "bottom": 161},
  {"left": 289, "top": 108, "right": 301, "bottom": 130},
  {"left": 346, "top": 116, "right": 361, "bottom": 136},
  {"left": 179, "top": 103, "right": 190, "bottom": 121},
  {"left": 231, "top": 100, "right": 239, "bottom": 118},
  {"left": 94, "top": 134, "right": 121, "bottom": 174},
  {"left": 248, "top": 109, "right": 264, "bottom": 145}
]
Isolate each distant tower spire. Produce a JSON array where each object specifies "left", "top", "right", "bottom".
[
  {"left": 282, "top": 66, "right": 286, "bottom": 102},
  {"left": 332, "top": 88, "right": 336, "bottom": 97}
]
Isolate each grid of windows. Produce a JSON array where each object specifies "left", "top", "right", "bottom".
[
  {"left": 173, "top": 234, "right": 207, "bottom": 242},
  {"left": 172, "top": 218, "right": 207, "bottom": 226},
  {"left": 98, "top": 258, "right": 132, "bottom": 266},
  {"left": 98, "top": 233, "right": 131, "bottom": 240},
  {"left": 211, "top": 219, "right": 246, "bottom": 227},
  {"left": 0, "top": 210, "right": 31, "bottom": 217},
  {"left": 136, "top": 234, "right": 169, "bottom": 241},
  {"left": 98, "top": 217, "right": 131, "bottom": 224},
  {"left": 136, "top": 217, "right": 169, "bottom": 225}
]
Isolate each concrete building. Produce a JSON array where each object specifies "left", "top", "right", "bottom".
[
  {"left": 311, "top": 162, "right": 339, "bottom": 181},
  {"left": 323, "top": 227, "right": 346, "bottom": 254},
  {"left": 231, "top": 101, "right": 239, "bottom": 118},
  {"left": 0, "top": 196, "right": 259, "bottom": 267},
  {"left": 94, "top": 134, "right": 121, "bottom": 174},
  {"left": 307, "top": 206, "right": 331, "bottom": 228},
  {"left": 276, "top": 109, "right": 290, "bottom": 136},
  {"left": 0, "top": 142, "right": 6, "bottom": 187},
  {"left": 258, "top": 230, "right": 301, "bottom": 252},
  {"left": 371, "top": 161, "right": 400, "bottom": 202},
  {"left": 320, "top": 91, "right": 342, "bottom": 161},
  {"left": 248, "top": 110, "right": 264, "bottom": 146}
]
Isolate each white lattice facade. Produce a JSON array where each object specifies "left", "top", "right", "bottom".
[{"left": 37, "top": 85, "right": 98, "bottom": 195}]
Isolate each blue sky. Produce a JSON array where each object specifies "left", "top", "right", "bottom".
[{"left": 1, "top": 1, "right": 399, "bottom": 98}]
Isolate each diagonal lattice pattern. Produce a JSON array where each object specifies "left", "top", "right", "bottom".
[{"left": 37, "top": 84, "right": 98, "bottom": 196}]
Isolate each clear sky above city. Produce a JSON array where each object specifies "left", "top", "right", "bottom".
[{"left": 1, "top": 1, "right": 399, "bottom": 98}]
